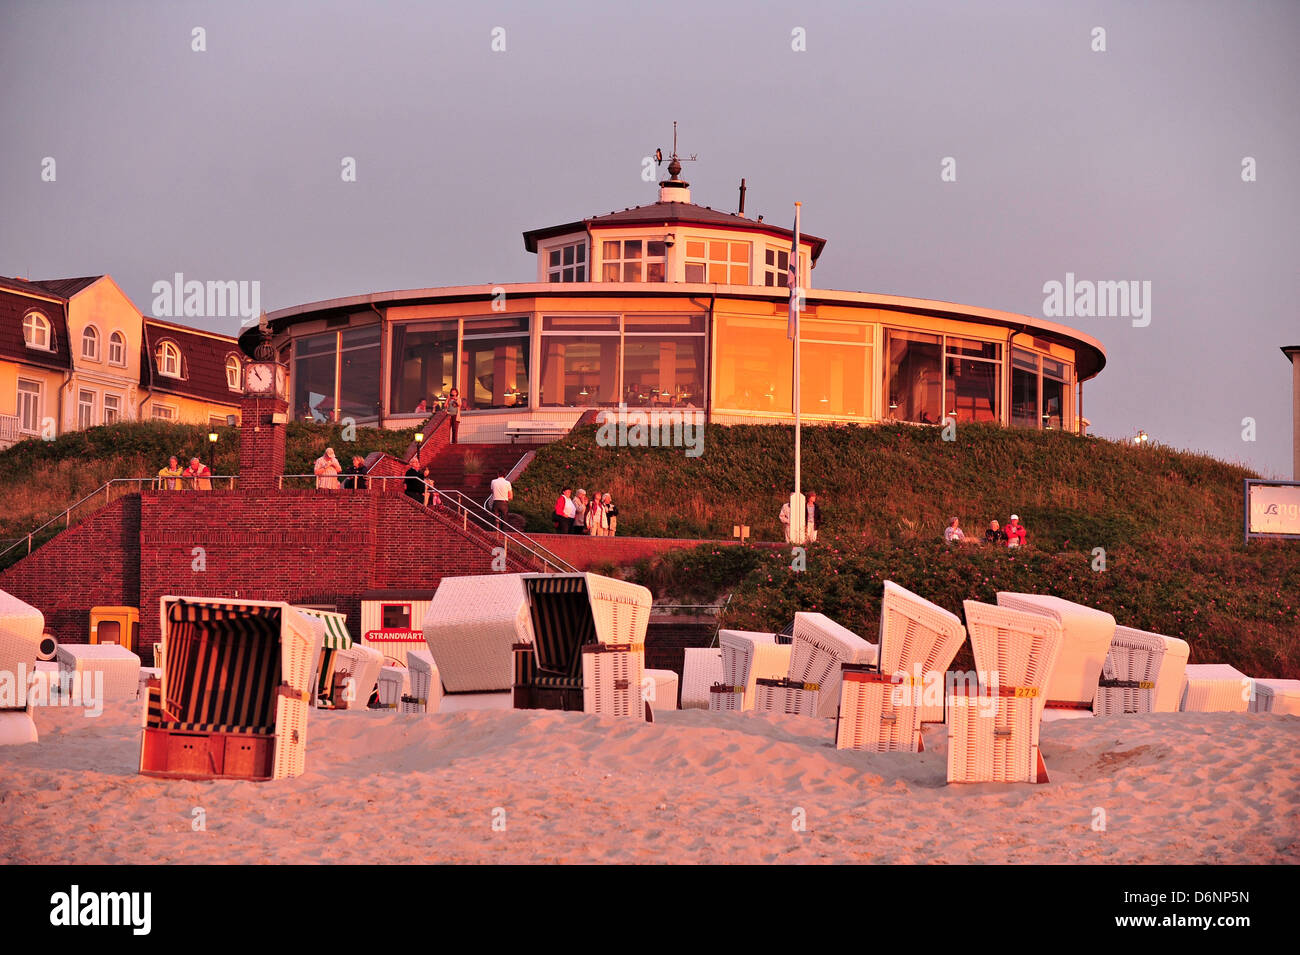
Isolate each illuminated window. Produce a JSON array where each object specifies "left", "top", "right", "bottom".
[
  {"left": 225, "top": 354, "right": 242, "bottom": 391},
  {"left": 714, "top": 314, "right": 792, "bottom": 413},
  {"left": 23, "top": 311, "right": 52, "bottom": 350},
  {"left": 944, "top": 338, "right": 1001, "bottom": 424},
  {"left": 391, "top": 321, "right": 457, "bottom": 413},
  {"left": 77, "top": 390, "right": 95, "bottom": 430},
  {"left": 108, "top": 331, "right": 126, "bottom": 366},
  {"left": 155, "top": 341, "right": 182, "bottom": 378},
  {"left": 622, "top": 315, "right": 706, "bottom": 408},
  {"left": 601, "top": 239, "right": 666, "bottom": 282},
  {"left": 151, "top": 403, "right": 177, "bottom": 422},
  {"left": 18, "top": 379, "right": 42, "bottom": 434},
  {"left": 885, "top": 330, "right": 943, "bottom": 424},
  {"left": 1042, "top": 357, "right": 1069, "bottom": 430},
  {"left": 540, "top": 316, "right": 619, "bottom": 407},
  {"left": 764, "top": 246, "right": 792, "bottom": 287},
  {"left": 799, "top": 320, "right": 873, "bottom": 419},
  {"left": 82, "top": 325, "right": 100, "bottom": 361},
  {"left": 461, "top": 317, "right": 529, "bottom": 410},
  {"left": 103, "top": 394, "right": 121, "bottom": 425},
  {"left": 684, "top": 240, "right": 749, "bottom": 285},
  {"left": 546, "top": 241, "right": 587, "bottom": 282}
]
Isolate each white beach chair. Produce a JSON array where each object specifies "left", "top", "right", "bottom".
[
  {"left": 404, "top": 649, "right": 442, "bottom": 714},
  {"left": 1249, "top": 679, "right": 1300, "bottom": 715},
  {"left": 1180, "top": 664, "right": 1251, "bottom": 713},
  {"left": 711, "top": 630, "right": 792, "bottom": 712},
  {"left": 754, "top": 676, "right": 820, "bottom": 716},
  {"left": 424, "top": 573, "right": 535, "bottom": 693},
  {"left": 582, "top": 642, "right": 647, "bottom": 720},
  {"left": 644, "top": 668, "right": 679, "bottom": 711},
  {"left": 755, "top": 612, "right": 876, "bottom": 719},
  {"left": 56, "top": 643, "right": 141, "bottom": 702},
  {"left": 0, "top": 589, "right": 44, "bottom": 745},
  {"left": 1149, "top": 632, "right": 1190, "bottom": 713},
  {"left": 876, "top": 580, "right": 966, "bottom": 724},
  {"left": 332, "top": 644, "right": 384, "bottom": 709},
  {"left": 996, "top": 592, "right": 1114, "bottom": 716},
  {"left": 948, "top": 601, "right": 1064, "bottom": 784},
  {"left": 1093, "top": 626, "right": 1165, "bottom": 716},
  {"left": 681, "top": 648, "right": 723, "bottom": 709},
  {"left": 376, "top": 665, "right": 407, "bottom": 710}
]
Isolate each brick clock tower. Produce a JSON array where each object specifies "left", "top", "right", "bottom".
[{"left": 238, "top": 326, "right": 290, "bottom": 492}]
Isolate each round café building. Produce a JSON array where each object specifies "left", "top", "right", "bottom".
[{"left": 247, "top": 168, "right": 1105, "bottom": 441}]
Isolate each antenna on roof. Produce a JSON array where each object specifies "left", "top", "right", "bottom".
[{"left": 655, "top": 122, "right": 696, "bottom": 203}]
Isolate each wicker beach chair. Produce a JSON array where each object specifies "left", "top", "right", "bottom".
[
  {"left": 294, "top": 608, "right": 354, "bottom": 708},
  {"left": 755, "top": 676, "right": 821, "bottom": 716},
  {"left": 681, "top": 648, "right": 723, "bottom": 709},
  {"left": 754, "top": 612, "right": 876, "bottom": 719},
  {"left": 876, "top": 580, "right": 966, "bottom": 724},
  {"left": 0, "top": 590, "right": 44, "bottom": 745},
  {"left": 376, "top": 665, "right": 406, "bottom": 710},
  {"left": 56, "top": 643, "right": 141, "bottom": 702},
  {"left": 644, "top": 668, "right": 679, "bottom": 711},
  {"left": 711, "top": 630, "right": 792, "bottom": 712},
  {"left": 514, "top": 573, "right": 653, "bottom": 712},
  {"left": 996, "top": 592, "right": 1115, "bottom": 716},
  {"left": 1249, "top": 679, "right": 1300, "bottom": 715},
  {"left": 424, "top": 574, "right": 535, "bottom": 693},
  {"left": 1093, "top": 626, "right": 1169, "bottom": 716},
  {"left": 947, "top": 601, "right": 1064, "bottom": 784},
  {"left": 140, "top": 597, "right": 317, "bottom": 781},
  {"left": 403, "top": 649, "right": 442, "bottom": 714},
  {"left": 582, "top": 642, "right": 646, "bottom": 719},
  {"left": 1180, "top": 664, "right": 1251, "bottom": 713},
  {"left": 332, "top": 644, "right": 384, "bottom": 709}
]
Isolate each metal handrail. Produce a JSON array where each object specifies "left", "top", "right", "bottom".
[
  {"left": 276, "top": 474, "right": 579, "bottom": 574},
  {"left": 0, "top": 475, "right": 238, "bottom": 562}
]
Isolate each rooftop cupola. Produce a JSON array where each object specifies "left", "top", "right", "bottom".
[{"left": 657, "top": 122, "right": 692, "bottom": 204}]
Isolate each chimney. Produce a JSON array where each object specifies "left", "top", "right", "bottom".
[{"left": 738, "top": 178, "right": 747, "bottom": 215}]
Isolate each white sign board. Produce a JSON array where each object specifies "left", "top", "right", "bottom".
[{"left": 1246, "top": 481, "right": 1300, "bottom": 540}]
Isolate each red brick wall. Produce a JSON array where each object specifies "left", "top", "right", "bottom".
[
  {"left": 238, "top": 394, "right": 288, "bottom": 492},
  {"left": 533, "top": 534, "right": 739, "bottom": 570},
  {"left": 0, "top": 497, "right": 141, "bottom": 645}
]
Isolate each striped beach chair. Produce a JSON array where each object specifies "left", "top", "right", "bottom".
[
  {"left": 513, "top": 573, "right": 652, "bottom": 712},
  {"left": 140, "top": 597, "right": 317, "bottom": 781},
  {"left": 294, "top": 608, "right": 354, "bottom": 708}
]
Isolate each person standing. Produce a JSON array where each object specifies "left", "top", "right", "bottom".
[
  {"left": 572, "top": 490, "right": 588, "bottom": 535},
  {"left": 490, "top": 470, "right": 513, "bottom": 528},
  {"left": 157, "top": 456, "right": 184, "bottom": 490},
  {"left": 183, "top": 457, "right": 212, "bottom": 491},
  {"left": 343, "top": 455, "right": 368, "bottom": 490},
  {"left": 554, "top": 487, "right": 574, "bottom": 534},
  {"left": 806, "top": 492, "right": 822, "bottom": 543},
  {"left": 602, "top": 493, "right": 618, "bottom": 536},
  {"left": 588, "top": 491, "right": 605, "bottom": 536},
  {"left": 314, "top": 447, "right": 342, "bottom": 489},
  {"left": 445, "top": 387, "right": 462, "bottom": 444},
  {"left": 405, "top": 457, "right": 426, "bottom": 503},
  {"left": 778, "top": 499, "right": 792, "bottom": 542}
]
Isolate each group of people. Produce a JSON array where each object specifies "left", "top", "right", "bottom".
[
  {"left": 553, "top": 488, "right": 619, "bottom": 536},
  {"left": 314, "top": 448, "right": 370, "bottom": 489},
  {"left": 778, "top": 492, "right": 824, "bottom": 543},
  {"left": 156, "top": 455, "right": 213, "bottom": 490},
  {"left": 413, "top": 387, "right": 463, "bottom": 443},
  {"left": 945, "top": 514, "right": 1029, "bottom": 547}
]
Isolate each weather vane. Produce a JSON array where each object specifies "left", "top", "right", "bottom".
[{"left": 655, "top": 121, "right": 697, "bottom": 172}]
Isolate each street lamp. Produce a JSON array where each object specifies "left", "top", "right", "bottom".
[
  {"left": 1134, "top": 430, "right": 1149, "bottom": 445},
  {"left": 207, "top": 432, "right": 218, "bottom": 444}
]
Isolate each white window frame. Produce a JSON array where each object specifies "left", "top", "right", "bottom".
[
  {"left": 17, "top": 378, "right": 42, "bottom": 434},
  {"left": 545, "top": 240, "right": 588, "bottom": 283},
  {"left": 103, "top": 393, "right": 121, "bottom": 425},
  {"left": 107, "top": 330, "right": 127, "bottom": 366},
  {"left": 156, "top": 341, "right": 182, "bottom": 378},
  {"left": 601, "top": 239, "right": 666, "bottom": 283},
  {"left": 81, "top": 324, "right": 101, "bottom": 362},
  {"left": 684, "top": 239, "right": 750, "bottom": 285},
  {"left": 23, "top": 310, "right": 52, "bottom": 351},
  {"left": 77, "top": 388, "right": 96, "bottom": 430},
  {"left": 151, "top": 402, "right": 178, "bottom": 422},
  {"left": 225, "top": 354, "right": 242, "bottom": 391}
]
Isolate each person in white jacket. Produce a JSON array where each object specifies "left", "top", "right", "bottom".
[{"left": 779, "top": 500, "right": 792, "bottom": 542}]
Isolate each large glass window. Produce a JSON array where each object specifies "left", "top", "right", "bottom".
[
  {"left": 546, "top": 242, "right": 587, "bottom": 282},
  {"left": 623, "top": 315, "right": 706, "bottom": 408},
  {"left": 1042, "top": 357, "right": 1068, "bottom": 430},
  {"left": 1010, "top": 348, "right": 1072, "bottom": 430},
  {"left": 685, "top": 240, "right": 749, "bottom": 284},
  {"left": 1011, "top": 348, "right": 1040, "bottom": 429},
  {"left": 602, "top": 239, "right": 665, "bottom": 282},
  {"left": 390, "top": 321, "right": 457, "bottom": 413},
  {"left": 294, "top": 332, "right": 337, "bottom": 422},
  {"left": 885, "top": 330, "right": 943, "bottom": 424},
  {"left": 944, "top": 338, "right": 1001, "bottom": 423},
  {"left": 461, "top": 317, "right": 529, "bottom": 410},
  {"left": 338, "top": 326, "right": 381, "bottom": 421},
  {"left": 800, "top": 320, "right": 872, "bottom": 419},
  {"left": 714, "top": 315, "right": 792, "bottom": 413},
  {"left": 540, "top": 316, "right": 619, "bottom": 407}
]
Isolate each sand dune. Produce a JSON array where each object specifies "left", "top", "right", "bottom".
[{"left": 2, "top": 701, "right": 1296, "bottom": 864}]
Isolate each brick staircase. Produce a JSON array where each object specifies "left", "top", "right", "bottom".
[{"left": 426, "top": 443, "right": 528, "bottom": 501}]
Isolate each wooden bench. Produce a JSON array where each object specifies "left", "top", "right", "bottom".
[{"left": 504, "top": 420, "right": 572, "bottom": 443}]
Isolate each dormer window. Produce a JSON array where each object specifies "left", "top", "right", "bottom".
[
  {"left": 155, "top": 340, "right": 182, "bottom": 378},
  {"left": 546, "top": 241, "right": 587, "bottom": 282},
  {"left": 23, "top": 310, "right": 53, "bottom": 350},
  {"left": 602, "top": 239, "right": 665, "bottom": 283},
  {"left": 82, "top": 325, "right": 101, "bottom": 361},
  {"left": 225, "top": 354, "right": 242, "bottom": 390}
]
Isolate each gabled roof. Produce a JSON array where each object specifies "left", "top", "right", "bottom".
[
  {"left": 522, "top": 200, "right": 828, "bottom": 263},
  {"left": 30, "top": 276, "right": 103, "bottom": 298},
  {"left": 0, "top": 276, "right": 73, "bottom": 370},
  {"left": 141, "top": 317, "right": 242, "bottom": 406}
]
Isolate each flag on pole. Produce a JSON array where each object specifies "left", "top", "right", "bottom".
[{"left": 787, "top": 203, "right": 801, "bottom": 340}]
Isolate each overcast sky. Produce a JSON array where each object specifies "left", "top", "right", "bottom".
[{"left": 2, "top": 0, "right": 1296, "bottom": 476}]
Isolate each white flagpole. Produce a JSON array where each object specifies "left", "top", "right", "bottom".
[{"left": 789, "top": 202, "right": 804, "bottom": 545}]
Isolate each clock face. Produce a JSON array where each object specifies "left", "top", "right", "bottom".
[
  {"left": 245, "top": 363, "right": 274, "bottom": 393},
  {"left": 274, "top": 365, "right": 288, "bottom": 399}
]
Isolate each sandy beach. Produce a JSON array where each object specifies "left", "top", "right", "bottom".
[{"left": 2, "top": 701, "right": 1296, "bottom": 865}]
